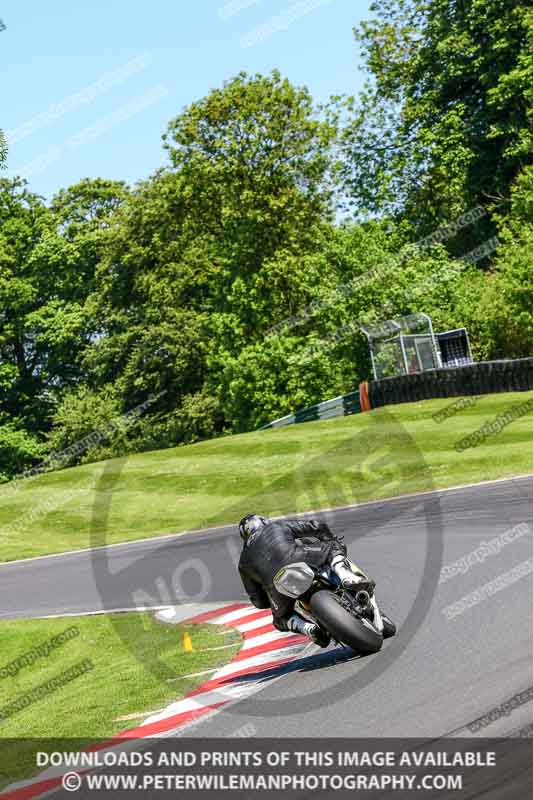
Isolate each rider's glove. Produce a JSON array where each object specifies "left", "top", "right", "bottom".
[
  {"left": 339, "top": 567, "right": 376, "bottom": 594},
  {"left": 353, "top": 576, "right": 376, "bottom": 595}
]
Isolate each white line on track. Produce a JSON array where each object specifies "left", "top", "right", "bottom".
[{"left": 34, "top": 605, "right": 173, "bottom": 619}]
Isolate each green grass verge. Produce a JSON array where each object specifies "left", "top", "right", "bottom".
[
  {"left": 0, "top": 613, "right": 241, "bottom": 786},
  {"left": 1, "top": 391, "right": 532, "bottom": 562}
]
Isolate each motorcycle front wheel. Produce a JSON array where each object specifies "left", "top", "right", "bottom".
[{"left": 310, "top": 590, "right": 383, "bottom": 654}]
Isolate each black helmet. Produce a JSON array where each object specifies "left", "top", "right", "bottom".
[{"left": 239, "top": 514, "right": 268, "bottom": 542}]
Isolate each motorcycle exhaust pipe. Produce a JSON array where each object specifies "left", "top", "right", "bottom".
[{"left": 355, "top": 590, "right": 370, "bottom": 607}]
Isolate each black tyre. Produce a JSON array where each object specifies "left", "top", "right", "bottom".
[
  {"left": 309, "top": 590, "right": 383, "bottom": 654},
  {"left": 382, "top": 614, "right": 396, "bottom": 639}
]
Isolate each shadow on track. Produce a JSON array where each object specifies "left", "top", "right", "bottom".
[{"left": 216, "top": 644, "right": 368, "bottom": 691}]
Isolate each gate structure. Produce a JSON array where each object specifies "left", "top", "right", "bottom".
[{"left": 360, "top": 313, "right": 444, "bottom": 380}]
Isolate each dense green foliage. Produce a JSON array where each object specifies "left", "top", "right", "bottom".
[
  {"left": 0, "top": 4, "right": 531, "bottom": 479},
  {"left": 0, "top": 130, "right": 6, "bottom": 168},
  {"left": 342, "top": 0, "right": 532, "bottom": 231}
]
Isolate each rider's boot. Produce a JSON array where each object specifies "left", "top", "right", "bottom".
[{"left": 287, "top": 614, "right": 330, "bottom": 648}]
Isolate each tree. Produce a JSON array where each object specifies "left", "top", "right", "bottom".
[
  {"left": 341, "top": 0, "right": 532, "bottom": 232},
  {"left": 0, "top": 418, "right": 43, "bottom": 483},
  {"left": 0, "top": 178, "right": 53, "bottom": 431},
  {"left": 473, "top": 166, "right": 533, "bottom": 357},
  {"left": 0, "top": 177, "right": 128, "bottom": 478},
  {"left": 84, "top": 171, "right": 214, "bottom": 417},
  {"left": 162, "top": 70, "right": 336, "bottom": 333},
  {"left": 84, "top": 72, "right": 339, "bottom": 440},
  {"left": 0, "top": 129, "right": 7, "bottom": 168}
]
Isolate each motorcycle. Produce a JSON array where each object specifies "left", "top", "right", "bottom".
[{"left": 273, "top": 559, "right": 396, "bottom": 653}]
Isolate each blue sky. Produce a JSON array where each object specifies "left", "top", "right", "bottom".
[{"left": 1, "top": 0, "right": 372, "bottom": 199}]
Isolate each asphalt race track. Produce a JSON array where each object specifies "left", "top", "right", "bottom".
[{"left": 0, "top": 475, "right": 532, "bottom": 739}]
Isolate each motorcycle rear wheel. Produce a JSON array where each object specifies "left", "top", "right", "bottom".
[{"left": 309, "top": 590, "right": 383, "bottom": 654}]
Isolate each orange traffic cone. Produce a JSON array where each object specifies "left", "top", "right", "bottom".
[{"left": 182, "top": 632, "right": 193, "bottom": 653}]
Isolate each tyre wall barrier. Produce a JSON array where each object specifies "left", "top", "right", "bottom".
[
  {"left": 367, "top": 358, "right": 533, "bottom": 409},
  {"left": 260, "top": 358, "right": 532, "bottom": 429}
]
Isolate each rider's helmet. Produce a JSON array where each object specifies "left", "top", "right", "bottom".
[{"left": 239, "top": 514, "right": 268, "bottom": 542}]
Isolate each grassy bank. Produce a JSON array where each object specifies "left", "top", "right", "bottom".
[
  {"left": 0, "top": 613, "right": 241, "bottom": 786},
  {"left": 1, "top": 391, "right": 532, "bottom": 562}
]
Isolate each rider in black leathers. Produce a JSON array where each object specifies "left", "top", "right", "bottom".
[{"left": 238, "top": 514, "right": 357, "bottom": 647}]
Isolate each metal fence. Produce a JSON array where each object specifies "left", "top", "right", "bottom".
[{"left": 259, "top": 391, "right": 361, "bottom": 429}]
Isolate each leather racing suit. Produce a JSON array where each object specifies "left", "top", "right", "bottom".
[{"left": 238, "top": 517, "right": 347, "bottom": 632}]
